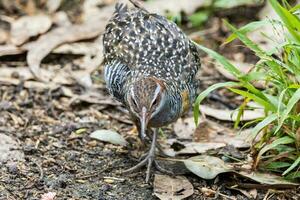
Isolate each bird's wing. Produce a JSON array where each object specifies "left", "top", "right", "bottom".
[{"left": 104, "top": 60, "right": 130, "bottom": 103}]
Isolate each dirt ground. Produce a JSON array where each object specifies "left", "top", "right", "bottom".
[{"left": 0, "top": 1, "right": 299, "bottom": 200}]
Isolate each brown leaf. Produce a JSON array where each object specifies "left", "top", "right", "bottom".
[
  {"left": 144, "top": 0, "right": 210, "bottom": 15},
  {"left": 176, "top": 142, "right": 226, "bottom": 154},
  {"left": 154, "top": 174, "right": 194, "bottom": 200},
  {"left": 41, "top": 192, "right": 56, "bottom": 200},
  {"left": 0, "top": 44, "right": 25, "bottom": 57},
  {"left": 0, "top": 77, "right": 59, "bottom": 90},
  {"left": 199, "top": 105, "right": 264, "bottom": 121},
  {"left": 173, "top": 117, "right": 195, "bottom": 139},
  {"left": 0, "top": 133, "right": 24, "bottom": 163},
  {"left": 194, "top": 119, "right": 250, "bottom": 148},
  {"left": 11, "top": 14, "right": 52, "bottom": 46},
  {"left": 52, "top": 11, "right": 72, "bottom": 27},
  {"left": 46, "top": 0, "right": 62, "bottom": 13},
  {"left": 25, "top": 20, "right": 105, "bottom": 81},
  {"left": 0, "top": 66, "right": 73, "bottom": 85},
  {"left": 0, "top": 29, "right": 9, "bottom": 44}
]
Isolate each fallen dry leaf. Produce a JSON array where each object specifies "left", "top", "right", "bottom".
[
  {"left": 25, "top": 22, "right": 104, "bottom": 81},
  {"left": 0, "top": 133, "right": 24, "bottom": 163},
  {"left": 53, "top": 42, "right": 100, "bottom": 55},
  {"left": 90, "top": 129, "right": 127, "bottom": 146},
  {"left": 173, "top": 117, "right": 195, "bottom": 139},
  {"left": 0, "top": 29, "right": 9, "bottom": 44},
  {"left": 199, "top": 105, "right": 264, "bottom": 121},
  {"left": 239, "top": 171, "right": 299, "bottom": 186},
  {"left": 177, "top": 142, "right": 226, "bottom": 154},
  {"left": 184, "top": 155, "right": 233, "bottom": 179},
  {"left": 41, "top": 192, "right": 56, "bottom": 200},
  {"left": 0, "top": 77, "right": 59, "bottom": 90},
  {"left": 194, "top": 119, "right": 250, "bottom": 148},
  {"left": 24, "top": 3, "right": 112, "bottom": 82},
  {"left": 184, "top": 155, "right": 299, "bottom": 186},
  {"left": 11, "top": 14, "right": 52, "bottom": 46},
  {"left": 52, "top": 11, "right": 72, "bottom": 27},
  {"left": 154, "top": 174, "right": 194, "bottom": 200},
  {"left": 0, "top": 66, "right": 73, "bottom": 85},
  {"left": 0, "top": 44, "right": 25, "bottom": 57},
  {"left": 46, "top": 0, "right": 62, "bottom": 13},
  {"left": 144, "top": 0, "right": 210, "bottom": 15}
]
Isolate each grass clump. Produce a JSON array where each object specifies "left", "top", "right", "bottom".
[{"left": 193, "top": 0, "right": 300, "bottom": 180}]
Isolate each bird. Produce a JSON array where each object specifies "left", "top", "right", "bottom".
[{"left": 102, "top": 1, "right": 201, "bottom": 182}]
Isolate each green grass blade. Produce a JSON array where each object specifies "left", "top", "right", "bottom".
[
  {"left": 192, "top": 42, "right": 242, "bottom": 78},
  {"left": 286, "top": 171, "right": 300, "bottom": 179},
  {"left": 248, "top": 114, "right": 277, "bottom": 141},
  {"left": 223, "top": 20, "right": 269, "bottom": 58},
  {"left": 193, "top": 82, "right": 240, "bottom": 125},
  {"left": 283, "top": 156, "right": 300, "bottom": 175},
  {"left": 229, "top": 88, "right": 276, "bottom": 112},
  {"left": 224, "top": 20, "right": 279, "bottom": 45},
  {"left": 256, "top": 136, "right": 295, "bottom": 165},
  {"left": 269, "top": 0, "right": 300, "bottom": 43},
  {"left": 276, "top": 88, "right": 300, "bottom": 133},
  {"left": 289, "top": 4, "right": 300, "bottom": 13},
  {"left": 266, "top": 161, "right": 291, "bottom": 169}
]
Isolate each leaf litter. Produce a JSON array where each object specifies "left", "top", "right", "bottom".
[
  {"left": 154, "top": 174, "right": 194, "bottom": 200},
  {"left": 10, "top": 14, "right": 53, "bottom": 46}
]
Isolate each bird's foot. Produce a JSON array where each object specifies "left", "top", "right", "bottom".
[
  {"left": 122, "top": 141, "right": 156, "bottom": 183},
  {"left": 123, "top": 129, "right": 173, "bottom": 182}
]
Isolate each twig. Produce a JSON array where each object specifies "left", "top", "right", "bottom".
[{"left": 33, "top": 160, "right": 44, "bottom": 181}]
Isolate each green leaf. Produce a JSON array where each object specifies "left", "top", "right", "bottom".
[
  {"left": 223, "top": 20, "right": 269, "bottom": 59},
  {"left": 289, "top": 4, "right": 300, "bottom": 13},
  {"left": 188, "top": 11, "right": 209, "bottom": 27},
  {"left": 269, "top": 0, "right": 300, "bottom": 43},
  {"left": 248, "top": 114, "right": 277, "bottom": 141},
  {"left": 286, "top": 171, "right": 300, "bottom": 179},
  {"left": 229, "top": 88, "right": 276, "bottom": 112},
  {"left": 283, "top": 156, "right": 300, "bottom": 175},
  {"left": 192, "top": 42, "right": 242, "bottom": 78},
  {"left": 256, "top": 136, "right": 295, "bottom": 164},
  {"left": 193, "top": 82, "right": 240, "bottom": 125},
  {"left": 276, "top": 88, "right": 300, "bottom": 133},
  {"left": 224, "top": 20, "right": 275, "bottom": 44},
  {"left": 266, "top": 162, "right": 291, "bottom": 169}
]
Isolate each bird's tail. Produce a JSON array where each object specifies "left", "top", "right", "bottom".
[
  {"left": 114, "top": 3, "right": 128, "bottom": 15},
  {"left": 115, "top": 0, "right": 148, "bottom": 14},
  {"left": 129, "top": 0, "right": 147, "bottom": 12}
]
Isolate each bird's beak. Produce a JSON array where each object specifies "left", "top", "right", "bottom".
[{"left": 139, "top": 106, "right": 149, "bottom": 141}]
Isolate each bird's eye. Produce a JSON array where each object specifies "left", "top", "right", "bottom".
[
  {"left": 152, "top": 98, "right": 158, "bottom": 107},
  {"left": 131, "top": 96, "right": 138, "bottom": 107}
]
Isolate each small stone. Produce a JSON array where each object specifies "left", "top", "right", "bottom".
[
  {"left": 6, "top": 162, "right": 19, "bottom": 174},
  {"left": 101, "top": 184, "right": 112, "bottom": 192},
  {"left": 23, "top": 144, "right": 37, "bottom": 155},
  {"left": 103, "top": 178, "right": 114, "bottom": 184}
]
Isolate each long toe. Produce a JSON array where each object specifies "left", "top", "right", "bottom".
[{"left": 154, "top": 160, "right": 174, "bottom": 176}]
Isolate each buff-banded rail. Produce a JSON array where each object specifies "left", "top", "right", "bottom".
[{"left": 103, "top": 1, "right": 201, "bottom": 182}]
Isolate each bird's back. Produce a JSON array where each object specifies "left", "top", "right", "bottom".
[{"left": 103, "top": 4, "right": 200, "bottom": 85}]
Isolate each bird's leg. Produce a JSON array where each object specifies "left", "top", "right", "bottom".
[
  {"left": 145, "top": 129, "right": 169, "bottom": 157},
  {"left": 123, "top": 128, "right": 157, "bottom": 183}
]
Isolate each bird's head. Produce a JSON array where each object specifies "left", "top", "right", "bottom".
[{"left": 126, "top": 77, "right": 166, "bottom": 139}]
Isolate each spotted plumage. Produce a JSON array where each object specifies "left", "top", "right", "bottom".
[{"left": 103, "top": 2, "right": 201, "bottom": 182}]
